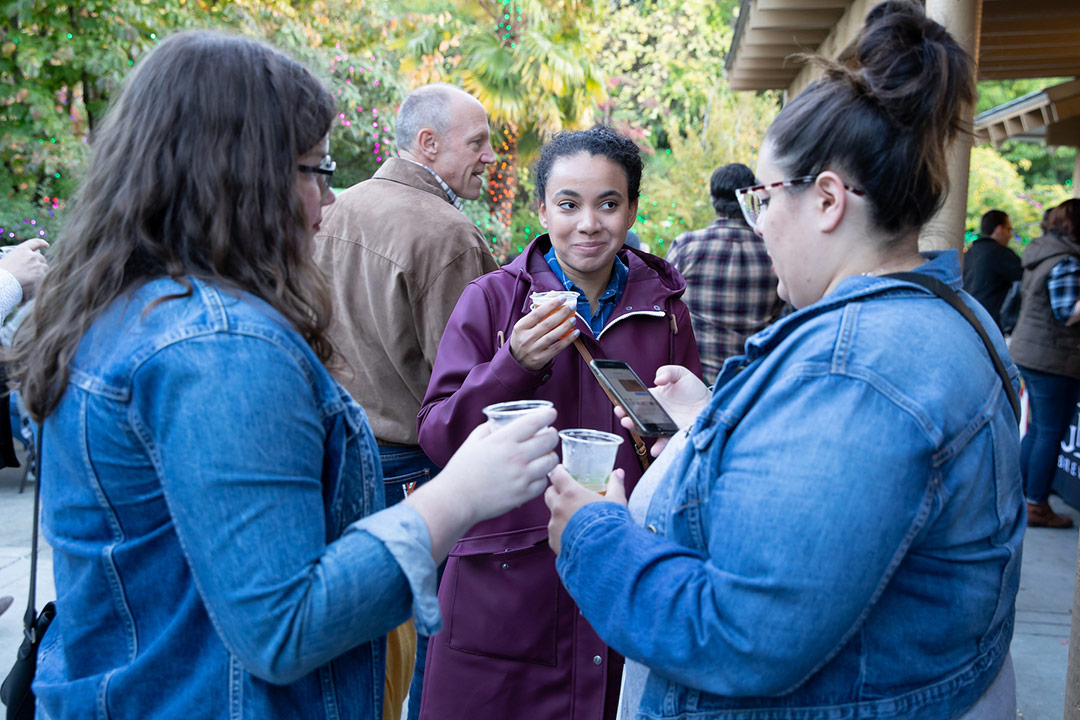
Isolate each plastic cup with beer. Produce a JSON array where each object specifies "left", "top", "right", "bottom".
[
  {"left": 558, "top": 429, "right": 624, "bottom": 493},
  {"left": 531, "top": 290, "right": 578, "bottom": 338},
  {"left": 482, "top": 400, "right": 555, "bottom": 429},
  {"left": 530, "top": 290, "right": 578, "bottom": 314}
]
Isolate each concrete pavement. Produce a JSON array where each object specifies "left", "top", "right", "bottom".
[{"left": 0, "top": 456, "right": 1074, "bottom": 715}]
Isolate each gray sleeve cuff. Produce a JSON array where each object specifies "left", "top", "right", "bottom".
[
  {"left": 0, "top": 268, "right": 23, "bottom": 320},
  {"left": 353, "top": 503, "right": 443, "bottom": 636}
]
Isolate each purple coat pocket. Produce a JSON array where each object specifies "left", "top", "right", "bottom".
[{"left": 445, "top": 526, "right": 559, "bottom": 667}]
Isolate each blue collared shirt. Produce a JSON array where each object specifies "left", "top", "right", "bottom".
[{"left": 544, "top": 246, "right": 628, "bottom": 336}]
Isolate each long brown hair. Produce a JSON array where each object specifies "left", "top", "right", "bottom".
[
  {"left": 10, "top": 31, "right": 336, "bottom": 421},
  {"left": 1045, "top": 199, "right": 1080, "bottom": 243}
]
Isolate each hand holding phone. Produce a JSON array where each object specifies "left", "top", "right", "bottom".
[{"left": 588, "top": 359, "right": 679, "bottom": 436}]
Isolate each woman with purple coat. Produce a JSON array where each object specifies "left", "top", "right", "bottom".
[{"left": 415, "top": 126, "right": 701, "bottom": 720}]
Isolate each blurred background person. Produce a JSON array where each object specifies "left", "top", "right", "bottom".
[
  {"left": 962, "top": 209, "right": 1021, "bottom": 331},
  {"left": 1010, "top": 198, "right": 1080, "bottom": 528},
  {"left": 667, "top": 163, "right": 784, "bottom": 381}
]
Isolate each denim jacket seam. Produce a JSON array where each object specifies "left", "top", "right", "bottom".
[
  {"left": 127, "top": 398, "right": 251, "bottom": 670},
  {"left": 76, "top": 298, "right": 341, "bottom": 417},
  {"left": 792, "top": 361, "right": 942, "bottom": 448},
  {"left": 137, "top": 326, "right": 343, "bottom": 419},
  {"left": 80, "top": 394, "right": 139, "bottom": 662},
  {"left": 96, "top": 668, "right": 118, "bottom": 720},
  {"left": 774, "top": 446, "right": 941, "bottom": 696},
  {"left": 319, "top": 664, "right": 341, "bottom": 720},
  {"left": 191, "top": 277, "right": 231, "bottom": 329},
  {"left": 830, "top": 303, "right": 859, "bottom": 376},
  {"left": 562, "top": 504, "right": 627, "bottom": 563},
  {"left": 229, "top": 654, "right": 242, "bottom": 720},
  {"left": 933, "top": 391, "right": 998, "bottom": 467}
]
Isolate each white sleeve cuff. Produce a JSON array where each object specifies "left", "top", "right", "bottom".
[
  {"left": 0, "top": 268, "right": 23, "bottom": 321},
  {"left": 353, "top": 503, "right": 443, "bottom": 636}
]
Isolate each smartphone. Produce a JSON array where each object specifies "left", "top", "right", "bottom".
[{"left": 588, "top": 359, "right": 679, "bottom": 437}]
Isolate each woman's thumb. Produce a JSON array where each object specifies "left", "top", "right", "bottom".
[{"left": 605, "top": 468, "right": 628, "bottom": 505}]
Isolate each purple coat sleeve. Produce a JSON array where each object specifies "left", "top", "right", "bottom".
[{"left": 417, "top": 281, "right": 548, "bottom": 467}]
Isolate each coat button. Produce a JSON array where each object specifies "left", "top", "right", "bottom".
[
  {"left": 501, "top": 562, "right": 509, "bottom": 570},
  {"left": 647, "top": 524, "right": 657, "bottom": 533},
  {"left": 593, "top": 655, "right": 603, "bottom": 666},
  {"left": 541, "top": 373, "right": 552, "bottom": 382}
]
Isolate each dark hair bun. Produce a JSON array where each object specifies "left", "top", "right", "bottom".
[
  {"left": 834, "top": 0, "right": 974, "bottom": 143},
  {"left": 765, "top": 0, "right": 975, "bottom": 235}
]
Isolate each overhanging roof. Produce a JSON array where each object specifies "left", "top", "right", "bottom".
[
  {"left": 726, "top": 0, "right": 1080, "bottom": 93},
  {"left": 973, "top": 78, "right": 1080, "bottom": 147}
]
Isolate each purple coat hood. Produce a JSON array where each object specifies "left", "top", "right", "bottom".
[{"left": 416, "top": 236, "right": 701, "bottom": 720}]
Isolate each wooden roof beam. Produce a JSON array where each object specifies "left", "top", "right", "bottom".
[
  {"left": 756, "top": 0, "right": 852, "bottom": 10},
  {"left": 747, "top": 8, "right": 846, "bottom": 31}
]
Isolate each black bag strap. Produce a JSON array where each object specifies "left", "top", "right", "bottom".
[
  {"left": 885, "top": 272, "right": 1021, "bottom": 425},
  {"left": 22, "top": 427, "right": 41, "bottom": 641}
]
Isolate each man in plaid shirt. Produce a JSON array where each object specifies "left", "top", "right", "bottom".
[{"left": 667, "top": 163, "right": 784, "bottom": 381}]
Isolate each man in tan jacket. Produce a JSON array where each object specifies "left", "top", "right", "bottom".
[{"left": 313, "top": 83, "right": 498, "bottom": 720}]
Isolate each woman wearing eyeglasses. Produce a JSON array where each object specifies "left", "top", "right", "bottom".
[
  {"left": 8, "top": 32, "right": 560, "bottom": 720},
  {"left": 545, "top": 2, "right": 1024, "bottom": 718}
]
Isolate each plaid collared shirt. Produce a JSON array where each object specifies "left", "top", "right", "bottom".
[
  {"left": 1049, "top": 256, "right": 1080, "bottom": 323},
  {"left": 401, "top": 158, "right": 463, "bottom": 211},
  {"left": 667, "top": 217, "right": 785, "bottom": 381}
]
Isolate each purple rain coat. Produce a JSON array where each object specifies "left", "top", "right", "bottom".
[{"left": 416, "top": 236, "right": 701, "bottom": 720}]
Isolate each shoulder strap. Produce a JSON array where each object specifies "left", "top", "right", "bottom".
[
  {"left": 572, "top": 338, "right": 652, "bottom": 471},
  {"left": 22, "top": 425, "right": 42, "bottom": 639},
  {"left": 885, "top": 272, "right": 1021, "bottom": 424}
]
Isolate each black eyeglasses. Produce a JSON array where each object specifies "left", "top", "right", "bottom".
[
  {"left": 298, "top": 155, "right": 336, "bottom": 192},
  {"left": 735, "top": 175, "right": 865, "bottom": 231}
]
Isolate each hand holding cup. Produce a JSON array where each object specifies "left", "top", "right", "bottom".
[{"left": 509, "top": 293, "right": 579, "bottom": 371}]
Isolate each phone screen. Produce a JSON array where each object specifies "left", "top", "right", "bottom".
[{"left": 591, "top": 361, "right": 678, "bottom": 435}]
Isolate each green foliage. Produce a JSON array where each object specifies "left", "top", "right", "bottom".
[
  {"left": 975, "top": 78, "right": 1069, "bottom": 115},
  {"left": 967, "top": 145, "right": 1071, "bottom": 245},
  {"left": 392, "top": 0, "right": 605, "bottom": 256},
  {"left": 596, "top": 0, "right": 737, "bottom": 150},
  {"left": 975, "top": 78, "right": 1077, "bottom": 197},
  {"left": 0, "top": 0, "right": 405, "bottom": 245},
  {"left": 5, "top": 1, "right": 1069, "bottom": 263},
  {"left": 0, "top": 1, "right": 176, "bottom": 244},
  {"left": 636, "top": 89, "right": 780, "bottom": 254}
]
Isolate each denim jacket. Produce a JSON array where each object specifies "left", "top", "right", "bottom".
[
  {"left": 34, "top": 277, "right": 441, "bottom": 720},
  {"left": 557, "top": 251, "right": 1025, "bottom": 719}
]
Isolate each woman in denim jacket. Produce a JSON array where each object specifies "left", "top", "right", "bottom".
[
  {"left": 546, "top": 2, "right": 1025, "bottom": 718},
  {"left": 7, "top": 33, "right": 559, "bottom": 720}
]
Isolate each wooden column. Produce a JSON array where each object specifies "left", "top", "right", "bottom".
[
  {"left": 1073, "top": 150, "right": 1080, "bottom": 198},
  {"left": 919, "top": 0, "right": 981, "bottom": 251}
]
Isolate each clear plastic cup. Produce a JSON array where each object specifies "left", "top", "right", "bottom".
[
  {"left": 559, "top": 429, "right": 624, "bottom": 493},
  {"left": 482, "top": 400, "right": 555, "bottom": 429},
  {"left": 530, "top": 290, "right": 579, "bottom": 312}
]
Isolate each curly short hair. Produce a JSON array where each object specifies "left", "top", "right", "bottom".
[{"left": 533, "top": 125, "right": 642, "bottom": 205}]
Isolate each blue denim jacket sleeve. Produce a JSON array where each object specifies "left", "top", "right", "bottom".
[
  {"left": 353, "top": 504, "right": 442, "bottom": 636},
  {"left": 131, "top": 333, "right": 431, "bottom": 685},
  {"left": 557, "top": 371, "right": 938, "bottom": 696}
]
